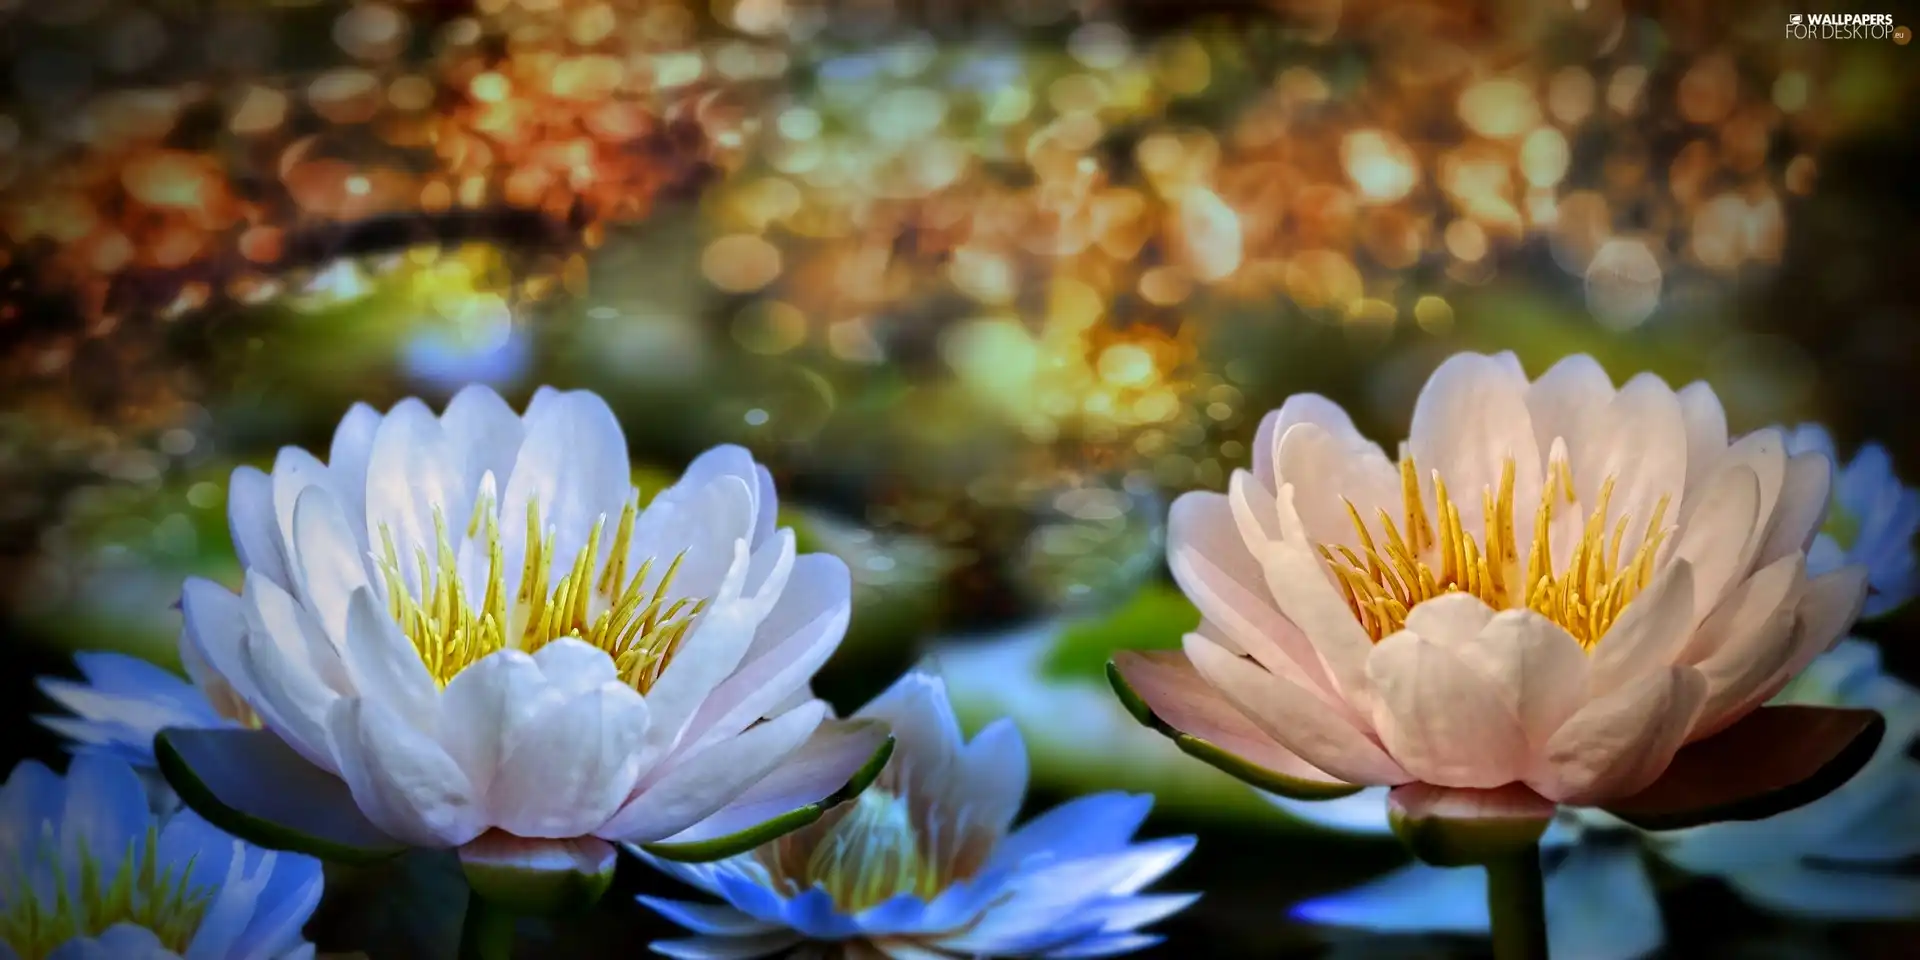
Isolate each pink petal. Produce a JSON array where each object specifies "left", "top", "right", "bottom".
[
  {"left": 1184, "top": 636, "right": 1409, "bottom": 785},
  {"left": 1367, "top": 632, "right": 1530, "bottom": 789},
  {"left": 1530, "top": 665, "right": 1707, "bottom": 804}
]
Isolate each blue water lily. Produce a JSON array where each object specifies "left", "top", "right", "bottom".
[
  {"left": 36, "top": 651, "right": 255, "bottom": 771},
  {"left": 636, "top": 671, "right": 1198, "bottom": 959},
  {"left": 1279, "top": 638, "right": 1920, "bottom": 960},
  {"left": 0, "top": 755, "right": 323, "bottom": 960},
  {"left": 1785, "top": 423, "right": 1919, "bottom": 617}
]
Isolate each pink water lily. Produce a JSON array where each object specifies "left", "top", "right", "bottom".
[{"left": 1112, "top": 352, "right": 1882, "bottom": 839}]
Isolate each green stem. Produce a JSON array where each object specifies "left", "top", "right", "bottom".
[
  {"left": 1485, "top": 842, "right": 1550, "bottom": 960},
  {"left": 458, "top": 893, "right": 516, "bottom": 960}
]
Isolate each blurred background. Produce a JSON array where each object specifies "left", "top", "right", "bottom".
[{"left": 2, "top": 0, "right": 1917, "bottom": 956}]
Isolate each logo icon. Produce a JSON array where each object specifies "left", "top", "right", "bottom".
[
  {"left": 1790, "top": 13, "right": 1804, "bottom": 25},
  {"left": 1897, "top": 24, "right": 1912, "bottom": 44}
]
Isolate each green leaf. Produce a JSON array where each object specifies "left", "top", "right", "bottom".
[
  {"left": 1044, "top": 585, "right": 1199, "bottom": 682},
  {"left": 156, "top": 727, "right": 406, "bottom": 864},
  {"left": 635, "top": 734, "right": 895, "bottom": 863}
]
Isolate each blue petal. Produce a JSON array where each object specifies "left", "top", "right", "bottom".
[
  {"left": 0, "top": 760, "right": 65, "bottom": 890},
  {"left": 45, "top": 923, "right": 174, "bottom": 960},
  {"left": 710, "top": 870, "right": 796, "bottom": 925},
  {"left": 649, "top": 932, "right": 803, "bottom": 960},
  {"left": 227, "top": 843, "right": 325, "bottom": 960},
  {"left": 852, "top": 891, "right": 931, "bottom": 936},
  {"left": 1731, "top": 864, "right": 1920, "bottom": 920},
  {"left": 1290, "top": 862, "right": 1491, "bottom": 935},
  {"left": 1075, "top": 892, "right": 1199, "bottom": 934},
  {"left": 637, "top": 896, "right": 783, "bottom": 936},
  {"left": 59, "top": 756, "right": 150, "bottom": 883},
  {"left": 1817, "top": 764, "right": 1920, "bottom": 863},
  {"left": 71, "top": 653, "right": 212, "bottom": 713},
  {"left": 937, "top": 839, "right": 1194, "bottom": 954},
  {"left": 777, "top": 886, "right": 863, "bottom": 939},
  {"left": 916, "top": 867, "right": 1013, "bottom": 931},
  {"left": 1041, "top": 932, "right": 1163, "bottom": 958},
  {"left": 157, "top": 808, "right": 237, "bottom": 892},
  {"left": 986, "top": 793, "right": 1153, "bottom": 873},
  {"left": 183, "top": 833, "right": 265, "bottom": 960},
  {"left": 37, "top": 656, "right": 225, "bottom": 767}
]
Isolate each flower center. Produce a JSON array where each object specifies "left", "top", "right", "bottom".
[
  {"left": 373, "top": 489, "right": 706, "bottom": 691},
  {"left": 796, "top": 789, "right": 943, "bottom": 913},
  {"left": 1317, "top": 455, "right": 1673, "bottom": 648},
  {"left": 1820, "top": 496, "right": 1861, "bottom": 552},
  {"left": 0, "top": 827, "right": 210, "bottom": 960}
]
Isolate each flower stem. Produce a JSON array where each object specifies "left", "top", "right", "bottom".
[
  {"left": 1485, "top": 842, "right": 1549, "bottom": 960},
  {"left": 458, "top": 892, "right": 516, "bottom": 960}
]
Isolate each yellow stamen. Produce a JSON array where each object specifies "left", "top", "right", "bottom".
[
  {"left": 374, "top": 489, "right": 705, "bottom": 690},
  {"left": 1320, "top": 455, "right": 1672, "bottom": 650}
]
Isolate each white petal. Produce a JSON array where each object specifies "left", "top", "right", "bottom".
[
  {"left": 1401, "top": 593, "right": 1495, "bottom": 648},
  {"left": 1452, "top": 609, "right": 1590, "bottom": 750},
  {"left": 680, "top": 555, "right": 849, "bottom": 752},
  {"left": 674, "top": 445, "right": 777, "bottom": 548},
  {"left": 227, "top": 466, "right": 290, "bottom": 589},
  {"left": 957, "top": 719, "right": 1028, "bottom": 844},
  {"left": 1569, "top": 373, "right": 1688, "bottom": 559},
  {"left": 1677, "top": 381, "right": 1729, "bottom": 495},
  {"left": 627, "top": 475, "right": 759, "bottom": 608},
  {"left": 240, "top": 574, "right": 345, "bottom": 768},
  {"left": 649, "top": 717, "right": 889, "bottom": 847},
  {"left": 1183, "top": 634, "right": 1407, "bottom": 785},
  {"left": 1531, "top": 666, "right": 1707, "bottom": 804},
  {"left": 1166, "top": 491, "right": 1339, "bottom": 701},
  {"left": 1524, "top": 354, "right": 1614, "bottom": 461},
  {"left": 1273, "top": 422, "right": 1401, "bottom": 550},
  {"left": 341, "top": 588, "right": 438, "bottom": 730},
  {"left": 640, "top": 542, "right": 760, "bottom": 755},
  {"left": 180, "top": 577, "right": 263, "bottom": 709},
  {"left": 530, "top": 636, "right": 622, "bottom": 697},
  {"left": 327, "top": 402, "right": 383, "bottom": 547},
  {"left": 326, "top": 696, "right": 484, "bottom": 847},
  {"left": 1672, "top": 464, "right": 1761, "bottom": 625},
  {"left": 1367, "top": 632, "right": 1530, "bottom": 788},
  {"left": 1261, "top": 490, "right": 1377, "bottom": 711},
  {"left": 500, "top": 390, "right": 631, "bottom": 583},
  {"left": 289, "top": 485, "right": 371, "bottom": 653},
  {"left": 270, "top": 447, "right": 333, "bottom": 581},
  {"left": 1700, "top": 565, "right": 1870, "bottom": 738},
  {"left": 603, "top": 700, "right": 826, "bottom": 842},
  {"left": 1757, "top": 450, "right": 1831, "bottom": 568},
  {"left": 1588, "top": 560, "right": 1695, "bottom": 695},
  {"left": 1682, "top": 555, "right": 1805, "bottom": 725},
  {"left": 440, "top": 385, "right": 525, "bottom": 505},
  {"left": 363, "top": 399, "right": 469, "bottom": 593},
  {"left": 491, "top": 682, "right": 651, "bottom": 838},
  {"left": 1408, "top": 352, "right": 1543, "bottom": 550},
  {"left": 438, "top": 649, "right": 547, "bottom": 803},
  {"left": 1251, "top": 394, "right": 1381, "bottom": 491}
]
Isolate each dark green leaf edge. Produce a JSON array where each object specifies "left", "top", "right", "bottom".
[{"left": 635, "top": 735, "right": 897, "bottom": 863}]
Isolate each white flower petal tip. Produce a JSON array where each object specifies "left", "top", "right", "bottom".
[
  {"left": 1387, "top": 783, "right": 1556, "bottom": 867},
  {"left": 1107, "top": 651, "right": 1363, "bottom": 800},
  {"left": 155, "top": 726, "right": 405, "bottom": 864},
  {"left": 634, "top": 722, "right": 896, "bottom": 864},
  {"left": 1601, "top": 705, "right": 1885, "bottom": 831},
  {"left": 457, "top": 832, "right": 618, "bottom": 916}
]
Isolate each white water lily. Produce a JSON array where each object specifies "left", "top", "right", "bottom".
[
  {"left": 156, "top": 386, "right": 890, "bottom": 904},
  {"left": 1113, "top": 352, "right": 1880, "bottom": 842}
]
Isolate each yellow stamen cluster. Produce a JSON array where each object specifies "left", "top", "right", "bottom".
[
  {"left": 795, "top": 790, "right": 944, "bottom": 913},
  {"left": 0, "top": 827, "right": 209, "bottom": 960},
  {"left": 1319, "top": 455, "right": 1672, "bottom": 649},
  {"left": 373, "top": 491, "right": 706, "bottom": 691}
]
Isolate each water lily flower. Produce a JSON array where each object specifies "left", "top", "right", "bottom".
[
  {"left": 37, "top": 651, "right": 257, "bottom": 771},
  {"left": 1784, "top": 424, "right": 1919, "bottom": 618},
  {"left": 0, "top": 754, "right": 323, "bottom": 960},
  {"left": 1111, "top": 352, "right": 1882, "bottom": 858},
  {"left": 637, "top": 671, "right": 1198, "bottom": 959},
  {"left": 153, "top": 386, "right": 892, "bottom": 917},
  {"left": 1280, "top": 637, "right": 1920, "bottom": 959}
]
